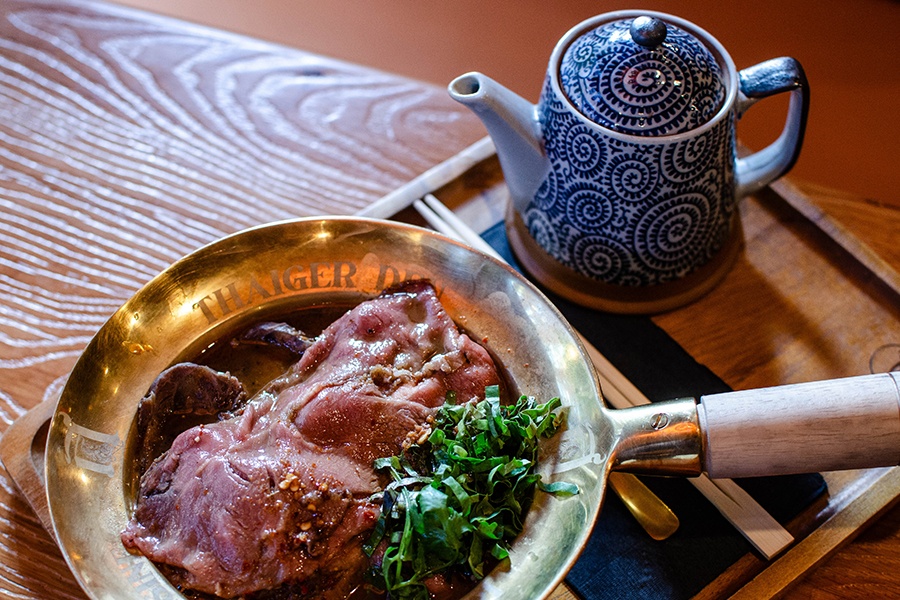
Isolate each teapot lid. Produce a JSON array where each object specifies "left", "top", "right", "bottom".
[{"left": 559, "top": 14, "right": 727, "bottom": 136}]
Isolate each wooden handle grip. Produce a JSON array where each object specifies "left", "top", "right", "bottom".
[{"left": 697, "top": 373, "right": 900, "bottom": 478}]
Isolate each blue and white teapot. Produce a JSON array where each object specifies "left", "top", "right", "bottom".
[{"left": 450, "top": 10, "right": 808, "bottom": 313}]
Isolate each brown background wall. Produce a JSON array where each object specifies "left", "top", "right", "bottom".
[{"left": 109, "top": 0, "right": 899, "bottom": 208}]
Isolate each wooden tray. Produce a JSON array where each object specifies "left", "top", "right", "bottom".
[
  {"left": 394, "top": 143, "right": 900, "bottom": 598},
  {"left": 3, "top": 141, "right": 899, "bottom": 599}
]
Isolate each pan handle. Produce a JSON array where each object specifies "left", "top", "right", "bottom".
[{"left": 697, "top": 372, "right": 900, "bottom": 478}]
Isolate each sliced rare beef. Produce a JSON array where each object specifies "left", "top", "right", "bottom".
[
  {"left": 133, "top": 363, "right": 247, "bottom": 476},
  {"left": 232, "top": 321, "right": 314, "bottom": 355},
  {"left": 121, "top": 281, "right": 501, "bottom": 598}
]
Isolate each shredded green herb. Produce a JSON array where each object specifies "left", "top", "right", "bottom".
[{"left": 364, "top": 385, "right": 578, "bottom": 599}]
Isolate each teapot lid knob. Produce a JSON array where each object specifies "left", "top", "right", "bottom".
[{"left": 629, "top": 16, "right": 667, "bottom": 48}]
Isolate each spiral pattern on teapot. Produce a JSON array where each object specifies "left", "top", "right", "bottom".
[
  {"left": 525, "top": 80, "right": 736, "bottom": 286},
  {"left": 661, "top": 131, "right": 718, "bottom": 183},
  {"left": 571, "top": 235, "right": 632, "bottom": 283},
  {"left": 564, "top": 184, "right": 617, "bottom": 233},
  {"left": 606, "top": 153, "right": 660, "bottom": 202},
  {"left": 564, "top": 124, "right": 607, "bottom": 174},
  {"left": 634, "top": 192, "right": 712, "bottom": 272}
]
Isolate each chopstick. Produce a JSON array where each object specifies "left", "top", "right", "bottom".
[
  {"left": 413, "top": 197, "right": 504, "bottom": 262},
  {"left": 358, "top": 137, "right": 495, "bottom": 220},
  {"left": 415, "top": 193, "right": 795, "bottom": 560}
]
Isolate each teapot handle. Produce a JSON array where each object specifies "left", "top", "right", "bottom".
[{"left": 733, "top": 57, "right": 809, "bottom": 198}]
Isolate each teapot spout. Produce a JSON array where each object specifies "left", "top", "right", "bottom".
[{"left": 448, "top": 73, "right": 548, "bottom": 205}]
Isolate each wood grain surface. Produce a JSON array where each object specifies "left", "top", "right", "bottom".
[
  {"left": 0, "top": 1, "right": 898, "bottom": 599},
  {"left": 0, "top": 0, "right": 482, "bottom": 408}
]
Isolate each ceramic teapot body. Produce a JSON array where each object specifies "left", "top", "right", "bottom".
[{"left": 449, "top": 11, "right": 808, "bottom": 313}]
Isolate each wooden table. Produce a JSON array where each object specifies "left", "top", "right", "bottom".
[{"left": 0, "top": 1, "right": 898, "bottom": 598}]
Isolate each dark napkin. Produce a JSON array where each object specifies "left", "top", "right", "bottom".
[{"left": 480, "top": 222, "right": 826, "bottom": 600}]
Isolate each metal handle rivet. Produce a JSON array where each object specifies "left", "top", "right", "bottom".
[{"left": 650, "top": 413, "right": 670, "bottom": 429}]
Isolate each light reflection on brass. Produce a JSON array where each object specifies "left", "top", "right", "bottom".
[{"left": 123, "top": 341, "right": 153, "bottom": 355}]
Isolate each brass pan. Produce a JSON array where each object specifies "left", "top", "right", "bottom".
[{"left": 46, "top": 217, "right": 609, "bottom": 600}]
